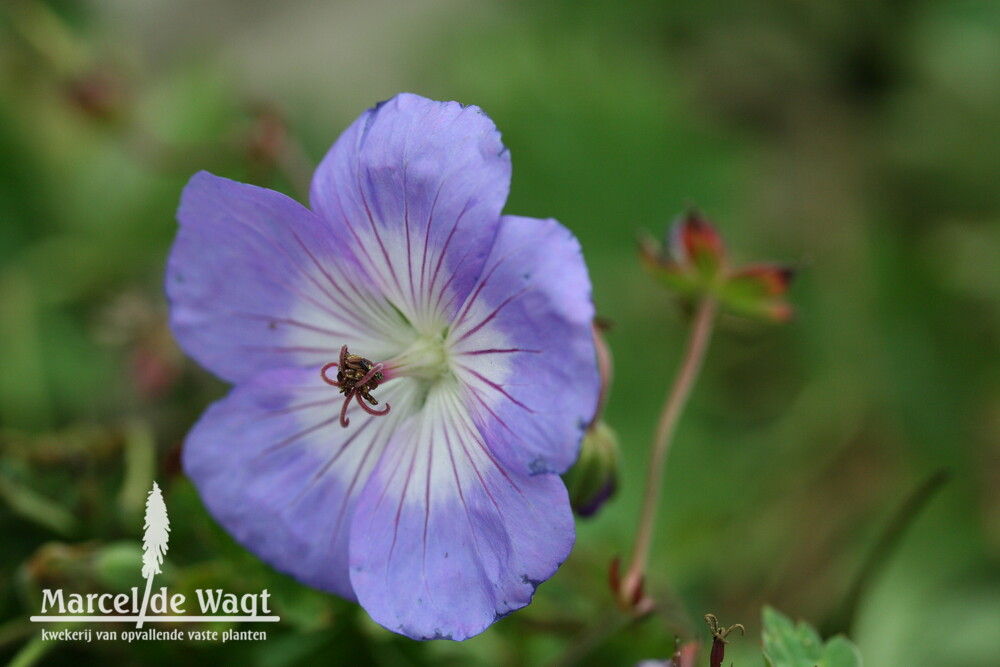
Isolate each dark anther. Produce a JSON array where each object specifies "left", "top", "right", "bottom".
[{"left": 321, "top": 345, "right": 390, "bottom": 427}]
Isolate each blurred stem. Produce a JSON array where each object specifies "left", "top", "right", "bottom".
[
  {"left": 0, "top": 473, "right": 78, "bottom": 536},
  {"left": 620, "top": 297, "right": 717, "bottom": 605},
  {"left": 589, "top": 321, "right": 614, "bottom": 426},
  {"left": 822, "top": 468, "right": 950, "bottom": 637},
  {"left": 0, "top": 619, "right": 33, "bottom": 649},
  {"left": 3, "top": 0, "right": 89, "bottom": 76},
  {"left": 7, "top": 624, "right": 64, "bottom": 667},
  {"left": 117, "top": 419, "right": 156, "bottom": 519},
  {"left": 0, "top": 270, "right": 54, "bottom": 428}
]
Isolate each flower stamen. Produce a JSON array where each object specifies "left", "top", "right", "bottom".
[
  {"left": 321, "top": 345, "right": 391, "bottom": 428},
  {"left": 355, "top": 392, "right": 390, "bottom": 416}
]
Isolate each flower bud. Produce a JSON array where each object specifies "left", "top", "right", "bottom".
[
  {"left": 638, "top": 231, "right": 697, "bottom": 294},
  {"left": 639, "top": 209, "right": 796, "bottom": 324},
  {"left": 563, "top": 420, "right": 620, "bottom": 517},
  {"left": 672, "top": 211, "right": 726, "bottom": 278},
  {"left": 638, "top": 211, "right": 727, "bottom": 294},
  {"left": 719, "top": 264, "right": 796, "bottom": 322}
]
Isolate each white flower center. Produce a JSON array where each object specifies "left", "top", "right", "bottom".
[{"left": 390, "top": 331, "right": 452, "bottom": 384}]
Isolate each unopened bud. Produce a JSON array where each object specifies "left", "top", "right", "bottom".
[
  {"left": 640, "top": 208, "right": 796, "bottom": 324},
  {"left": 720, "top": 264, "right": 796, "bottom": 322},
  {"left": 638, "top": 211, "right": 727, "bottom": 295},
  {"left": 638, "top": 231, "right": 696, "bottom": 293},
  {"left": 563, "top": 421, "right": 619, "bottom": 517},
  {"left": 671, "top": 211, "right": 726, "bottom": 278}
]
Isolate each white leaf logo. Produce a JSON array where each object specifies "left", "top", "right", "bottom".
[{"left": 136, "top": 481, "right": 170, "bottom": 628}]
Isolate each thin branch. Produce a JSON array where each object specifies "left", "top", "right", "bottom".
[
  {"left": 620, "top": 297, "right": 718, "bottom": 604},
  {"left": 822, "top": 468, "right": 950, "bottom": 636}
]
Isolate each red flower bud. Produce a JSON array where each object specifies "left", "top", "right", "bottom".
[
  {"left": 728, "top": 264, "right": 794, "bottom": 296},
  {"left": 638, "top": 211, "right": 727, "bottom": 294},
  {"left": 720, "top": 264, "right": 796, "bottom": 322},
  {"left": 672, "top": 211, "right": 725, "bottom": 275},
  {"left": 640, "top": 208, "right": 796, "bottom": 324}
]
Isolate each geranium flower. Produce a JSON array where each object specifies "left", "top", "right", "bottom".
[{"left": 166, "top": 93, "right": 599, "bottom": 640}]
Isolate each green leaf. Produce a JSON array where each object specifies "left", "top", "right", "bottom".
[
  {"left": 762, "top": 607, "right": 863, "bottom": 667},
  {"left": 822, "top": 637, "right": 865, "bottom": 667}
]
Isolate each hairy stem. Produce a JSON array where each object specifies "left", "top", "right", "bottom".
[{"left": 620, "top": 297, "right": 718, "bottom": 604}]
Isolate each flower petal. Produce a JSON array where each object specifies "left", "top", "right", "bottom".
[
  {"left": 182, "top": 366, "right": 419, "bottom": 599},
  {"left": 348, "top": 383, "right": 573, "bottom": 640},
  {"left": 448, "top": 215, "right": 599, "bottom": 475},
  {"left": 168, "top": 172, "right": 411, "bottom": 383},
  {"left": 309, "top": 93, "right": 511, "bottom": 330}
]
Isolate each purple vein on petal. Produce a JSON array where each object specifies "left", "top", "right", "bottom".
[
  {"left": 252, "top": 396, "right": 343, "bottom": 422},
  {"left": 403, "top": 155, "right": 417, "bottom": 309},
  {"left": 230, "top": 312, "right": 351, "bottom": 337},
  {"left": 332, "top": 192, "right": 381, "bottom": 284},
  {"left": 456, "top": 436, "right": 503, "bottom": 518},
  {"left": 429, "top": 234, "right": 480, "bottom": 322},
  {"left": 453, "top": 287, "right": 530, "bottom": 345},
  {"left": 355, "top": 156, "right": 404, "bottom": 299},
  {"left": 460, "top": 382, "right": 537, "bottom": 472},
  {"left": 447, "top": 386, "right": 515, "bottom": 500},
  {"left": 445, "top": 388, "right": 525, "bottom": 498},
  {"left": 223, "top": 214, "right": 366, "bottom": 325},
  {"left": 426, "top": 197, "right": 476, "bottom": 316},
  {"left": 328, "top": 414, "right": 397, "bottom": 555},
  {"left": 197, "top": 203, "right": 334, "bottom": 316},
  {"left": 286, "top": 413, "right": 380, "bottom": 508},
  {"left": 446, "top": 244, "right": 524, "bottom": 331},
  {"left": 213, "top": 240, "right": 350, "bottom": 328},
  {"left": 417, "top": 181, "right": 447, "bottom": 308},
  {"left": 441, "top": 415, "right": 489, "bottom": 580},
  {"left": 454, "top": 363, "right": 536, "bottom": 413},
  {"left": 284, "top": 226, "right": 365, "bottom": 315},
  {"left": 285, "top": 225, "right": 401, "bottom": 334},
  {"left": 369, "top": 413, "right": 418, "bottom": 517},
  {"left": 257, "top": 413, "right": 344, "bottom": 458},
  {"left": 240, "top": 345, "right": 343, "bottom": 355},
  {"left": 386, "top": 433, "right": 421, "bottom": 569},
  {"left": 411, "top": 104, "right": 476, "bottom": 320},
  {"left": 456, "top": 348, "right": 542, "bottom": 356},
  {"left": 421, "top": 414, "right": 435, "bottom": 597}
]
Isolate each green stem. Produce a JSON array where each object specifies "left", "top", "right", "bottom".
[
  {"left": 7, "top": 624, "right": 65, "bottom": 667},
  {"left": 620, "top": 297, "right": 717, "bottom": 605}
]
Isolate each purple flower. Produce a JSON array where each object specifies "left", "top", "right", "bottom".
[{"left": 166, "top": 94, "right": 599, "bottom": 640}]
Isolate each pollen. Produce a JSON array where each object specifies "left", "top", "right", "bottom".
[{"left": 321, "top": 345, "right": 390, "bottom": 427}]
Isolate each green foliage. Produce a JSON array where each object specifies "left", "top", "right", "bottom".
[{"left": 762, "top": 607, "right": 862, "bottom": 667}]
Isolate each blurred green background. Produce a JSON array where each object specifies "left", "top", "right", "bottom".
[{"left": 2, "top": 0, "right": 999, "bottom": 665}]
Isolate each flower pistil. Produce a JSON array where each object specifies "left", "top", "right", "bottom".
[{"left": 320, "top": 345, "right": 391, "bottom": 427}]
